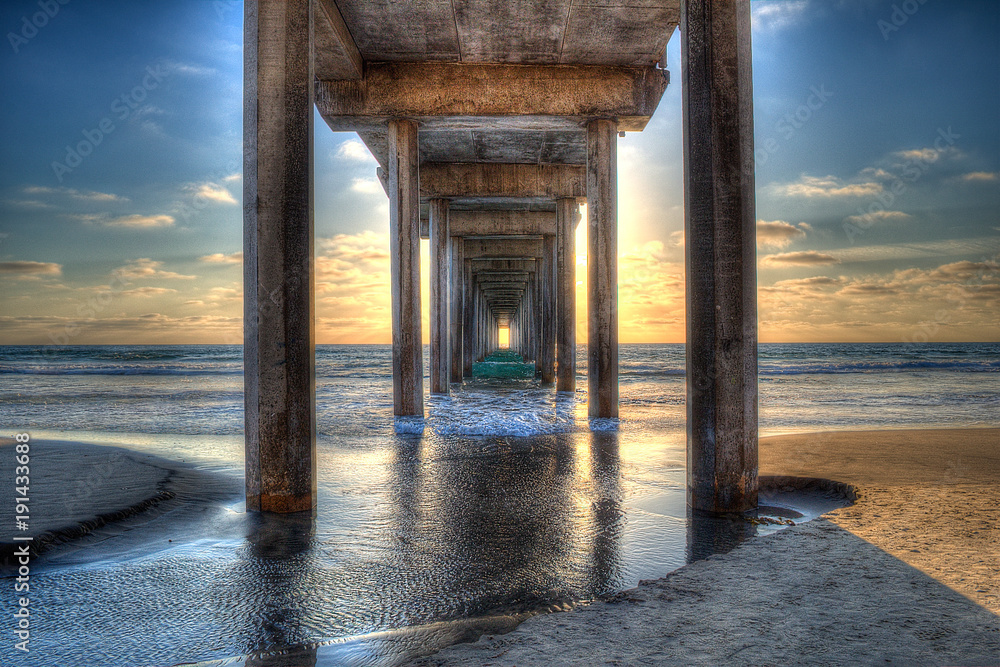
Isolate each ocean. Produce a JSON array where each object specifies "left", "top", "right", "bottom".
[{"left": 0, "top": 342, "right": 998, "bottom": 666}]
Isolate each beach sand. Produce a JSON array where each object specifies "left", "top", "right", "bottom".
[
  {"left": 3, "top": 429, "right": 998, "bottom": 665},
  {"left": 413, "top": 428, "right": 1000, "bottom": 666}
]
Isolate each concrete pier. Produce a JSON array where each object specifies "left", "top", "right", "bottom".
[
  {"left": 429, "top": 198, "right": 450, "bottom": 395},
  {"left": 243, "top": 1, "right": 758, "bottom": 515},
  {"left": 682, "top": 0, "right": 759, "bottom": 513},
  {"left": 587, "top": 119, "right": 619, "bottom": 419},
  {"left": 556, "top": 198, "right": 579, "bottom": 392},
  {"left": 388, "top": 119, "right": 423, "bottom": 416},
  {"left": 243, "top": 0, "right": 317, "bottom": 513},
  {"left": 450, "top": 236, "right": 464, "bottom": 383}
]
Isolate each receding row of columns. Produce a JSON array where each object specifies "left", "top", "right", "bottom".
[{"left": 244, "top": 0, "right": 757, "bottom": 515}]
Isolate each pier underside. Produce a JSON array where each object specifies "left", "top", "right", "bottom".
[{"left": 244, "top": 0, "right": 758, "bottom": 514}]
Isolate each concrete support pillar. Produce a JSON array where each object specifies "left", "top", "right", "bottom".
[
  {"left": 450, "top": 237, "right": 464, "bottom": 383},
  {"left": 556, "top": 198, "right": 579, "bottom": 392},
  {"left": 243, "top": 0, "right": 317, "bottom": 513},
  {"left": 429, "top": 199, "right": 450, "bottom": 395},
  {"left": 389, "top": 119, "right": 423, "bottom": 416},
  {"left": 540, "top": 234, "right": 557, "bottom": 383},
  {"left": 463, "top": 263, "right": 475, "bottom": 375},
  {"left": 682, "top": 0, "right": 758, "bottom": 513},
  {"left": 587, "top": 119, "right": 619, "bottom": 419}
]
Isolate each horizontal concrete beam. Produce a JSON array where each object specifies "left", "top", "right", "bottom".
[
  {"left": 316, "top": 63, "right": 669, "bottom": 132},
  {"left": 421, "top": 163, "right": 585, "bottom": 199},
  {"left": 314, "top": 0, "right": 363, "bottom": 80},
  {"left": 419, "top": 210, "right": 559, "bottom": 238},
  {"left": 470, "top": 258, "right": 537, "bottom": 271},
  {"left": 465, "top": 237, "right": 544, "bottom": 259}
]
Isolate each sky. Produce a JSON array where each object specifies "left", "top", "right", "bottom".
[{"left": 0, "top": 0, "right": 997, "bottom": 345}]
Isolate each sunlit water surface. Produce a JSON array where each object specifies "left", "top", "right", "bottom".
[{"left": 0, "top": 343, "right": 997, "bottom": 666}]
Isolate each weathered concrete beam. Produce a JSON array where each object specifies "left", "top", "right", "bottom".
[
  {"left": 419, "top": 210, "right": 557, "bottom": 238},
  {"left": 316, "top": 63, "right": 669, "bottom": 131},
  {"left": 587, "top": 119, "right": 619, "bottom": 419},
  {"left": 465, "top": 237, "right": 544, "bottom": 259},
  {"left": 389, "top": 119, "right": 423, "bottom": 417},
  {"left": 314, "top": 0, "right": 363, "bottom": 80},
  {"left": 682, "top": 0, "right": 758, "bottom": 514},
  {"left": 244, "top": 0, "right": 317, "bottom": 514},
  {"left": 540, "top": 234, "right": 556, "bottom": 383},
  {"left": 420, "top": 163, "right": 585, "bottom": 200}
]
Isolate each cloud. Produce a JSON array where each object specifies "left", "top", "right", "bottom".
[
  {"left": 4, "top": 199, "right": 54, "bottom": 209},
  {"left": 190, "top": 182, "right": 238, "bottom": 205},
  {"left": 222, "top": 173, "right": 242, "bottom": 182},
  {"left": 0, "top": 261, "right": 62, "bottom": 276},
  {"left": 79, "top": 214, "right": 175, "bottom": 229},
  {"left": 752, "top": 0, "right": 809, "bottom": 32},
  {"left": 23, "top": 186, "right": 127, "bottom": 202},
  {"left": 892, "top": 146, "right": 961, "bottom": 164},
  {"left": 336, "top": 139, "right": 376, "bottom": 163},
  {"left": 116, "top": 258, "right": 196, "bottom": 280},
  {"left": 120, "top": 287, "right": 178, "bottom": 297},
  {"left": 843, "top": 210, "right": 911, "bottom": 225},
  {"left": 760, "top": 251, "right": 840, "bottom": 267},
  {"left": 350, "top": 177, "right": 382, "bottom": 195},
  {"left": 771, "top": 174, "right": 883, "bottom": 198},
  {"left": 961, "top": 171, "right": 999, "bottom": 182},
  {"left": 163, "top": 59, "right": 215, "bottom": 76},
  {"left": 199, "top": 252, "right": 243, "bottom": 264},
  {"left": 756, "top": 220, "right": 808, "bottom": 248}
]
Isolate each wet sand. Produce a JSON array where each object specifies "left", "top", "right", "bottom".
[{"left": 414, "top": 428, "right": 1000, "bottom": 666}]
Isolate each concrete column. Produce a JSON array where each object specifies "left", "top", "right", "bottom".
[
  {"left": 682, "top": 0, "right": 758, "bottom": 513},
  {"left": 450, "top": 236, "right": 464, "bottom": 383},
  {"left": 463, "top": 263, "right": 475, "bottom": 375},
  {"left": 389, "top": 119, "right": 423, "bottom": 416},
  {"left": 556, "top": 198, "right": 578, "bottom": 392},
  {"left": 244, "top": 0, "right": 317, "bottom": 513},
  {"left": 540, "top": 234, "right": 557, "bottom": 383},
  {"left": 587, "top": 119, "right": 619, "bottom": 419},
  {"left": 429, "top": 199, "right": 450, "bottom": 395}
]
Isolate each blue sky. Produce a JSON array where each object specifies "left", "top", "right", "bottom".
[{"left": 1, "top": 0, "right": 997, "bottom": 344}]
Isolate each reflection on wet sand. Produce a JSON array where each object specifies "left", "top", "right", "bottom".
[{"left": 230, "top": 431, "right": 625, "bottom": 665}]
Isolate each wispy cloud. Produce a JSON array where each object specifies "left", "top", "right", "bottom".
[
  {"left": 0, "top": 261, "right": 62, "bottom": 276},
  {"left": 199, "top": 252, "right": 243, "bottom": 264},
  {"left": 760, "top": 251, "right": 840, "bottom": 267},
  {"left": 102, "top": 214, "right": 175, "bottom": 229},
  {"left": 961, "top": 171, "right": 999, "bottom": 182},
  {"left": 336, "top": 139, "right": 376, "bottom": 163},
  {"left": 350, "top": 177, "right": 382, "bottom": 195},
  {"left": 752, "top": 0, "right": 809, "bottom": 32},
  {"left": 189, "top": 182, "right": 238, "bottom": 205},
  {"left": 843, "top": 210, "right": 910, "bottom": 225},
  {"left": 23, "top": 186, "right": 127, "bottom": 202},
  {"left": 771, "top": 174, "right": 883, "bottom": 198},
  {"left": 116, "top": 258, "right": 195, "bottom": 280},
  {"left": 757, "top": 220, "right": 809, "bottom": 248}
]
